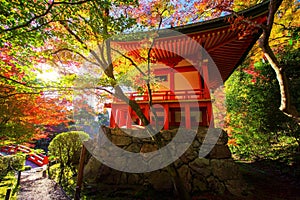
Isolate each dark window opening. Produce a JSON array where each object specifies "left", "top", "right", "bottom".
[{"left": 156, "top": 75, "right": 168, "bottom": 81}]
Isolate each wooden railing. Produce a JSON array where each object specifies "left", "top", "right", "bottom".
[{"left": 113, "top": 89, "right": 210, "bottom": 103}]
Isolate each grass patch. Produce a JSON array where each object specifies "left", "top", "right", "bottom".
[
  {"left": 0, "top": 171, "right": 18, "bottom": 200},
  {"left": 230, "top": 135, "right": 299, "bottom": 162}
]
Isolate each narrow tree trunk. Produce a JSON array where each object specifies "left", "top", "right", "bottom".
[
  {"left": 74, "top": 145, "right": 87, "bottom": 200},
  {"left": 258, "top": 0, "right": 300, "bottom": 125},
  {"left": 260, "top": 42, "right": 300, "bottom": 125},
  {"left": 59, "top": 163, "right": 64, "bottom": 185}
]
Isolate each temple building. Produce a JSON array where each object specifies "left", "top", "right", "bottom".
[{"left": 106, "top": 1, "right": 269, "bottom": 130}]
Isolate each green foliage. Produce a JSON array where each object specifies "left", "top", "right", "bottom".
[
  {"left": 0, "top": 121, "right": 35, "bottom": 143},
  {"left": 49, "top": 163, "right": 77, "bottom": 198},
  {"left": 0, "top": 154, "right": 25, "bottom": 179},
  {"left": 48, "top": 131, "right": 89, "bottom": 168},
  {"left": 0, "top": 171, "right": 18, "bottom": 200},
  {"left": 225, "top": 48, "right": 300, "bottom": 160}
]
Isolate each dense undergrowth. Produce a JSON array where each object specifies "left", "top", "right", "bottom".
[{"left": 0, "top": 171, "right": 18, "bottom": 200}]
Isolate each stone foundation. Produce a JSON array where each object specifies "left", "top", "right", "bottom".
[{"left": 83, "top": 127, "right": 248, "bottom": 196}]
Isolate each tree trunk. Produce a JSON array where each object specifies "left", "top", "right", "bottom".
[
  {"left": 74, "top": 145, "right": 87, "bottom": 200},
  {"left": 260, "top": 40, "right": 299, "bottom": 126},
  {"left": 258, "top": 0, "right": 300, "bottom": 125},
  {"left": 59, "top": 163, "right": 64, "bottom": 185},
  {"left": 261, "top": 45, "right": 296, "bottom": 113}
]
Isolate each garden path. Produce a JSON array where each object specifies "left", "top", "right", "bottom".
[{"left": 17, "top": 170, "right": 70, "bottom": 200}]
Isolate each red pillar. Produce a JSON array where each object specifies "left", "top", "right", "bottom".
[
  {"left": 185, "top": 104, "right": 191, "bottom": 129},
  {"left": 110, "top": 106, "right": 117, "bottom": 128},
  {"left": 126, "top": 110, "right": 132, "bottom": 128},
  {"left": 170, "top": 69, "right": 175, "bottom": 99},
  {"left": 207, "top": 102, "right": 214, "bottom": 127},
  {"left": 163, "top": 104, "right": 169, "bottom": 130},
  {"left": 119, "top": 110, "right": 126, "bottom": 127},
  {"left": 144, "top": 104, "right": 150, "bottom": 124},
  {"left": 202, "top": 59, "right": 210, "bottom": 99}
]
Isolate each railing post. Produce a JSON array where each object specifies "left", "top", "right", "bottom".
[
  {"left": 74, "top": 145, "right": 87, "bottom": 200},
  {"left": 17, "top": 171, "right": 21, "bottom": 186},
  {"left": 5, "top": 188, "right": 11, "bottom": 200}
]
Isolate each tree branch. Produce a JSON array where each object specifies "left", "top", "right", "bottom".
[
  {"left": 60, "top": 21, "right": 88, "bottom": 50},
  {"left": 0, "top": 73, "right": 114, "bottom": 97},
  {"left": 52, "top": 48, "right": 100, "bottom": 67},
  {"left": 222, "top": 7, "right": 266, "bottom": 30},
  {"left": 0, "top": 92, "right": 40, "bottom": 99},
  {"left": 90, "top": 49, "right": 106, "bottom": 72},
  {"left": 53, "top": 0, "right": 91, "bottom": 5},
  {"left": 1, "top": 0, "right": 92, "bottom": 33},
  {"left": 98, "top": 42, "right": 108, "bottom": 67},
  {"left": 258, "top": 0, "right": 299, "bottom": 123},
  {"left": 111, "top": 48, "right": 147, "bottom": 77},
  {"left": 2, "top": 3, "right": 54, "bottom": 33}
]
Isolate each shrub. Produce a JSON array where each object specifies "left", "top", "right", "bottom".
[
  {"left": 0, "top": 154, "right": 25, "bottom": 179},
  {"left": 48, "top": 131, "right": 89, "bottom": 169}
]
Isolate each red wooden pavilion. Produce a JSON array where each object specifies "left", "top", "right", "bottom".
[{"left": 106, "top": 1, "right": 269, "bottom": 130}]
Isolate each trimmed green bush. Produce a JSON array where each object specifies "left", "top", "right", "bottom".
[{"left": 0, "top": 154, "right": 25, "bottom": 179}]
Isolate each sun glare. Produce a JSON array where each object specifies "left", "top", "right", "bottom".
[
  {"left": 36, "top": 64, "right": 60, "bottom": 82},
  {"left": 37, "top": 71, "right": 60, "bottom": 82}
]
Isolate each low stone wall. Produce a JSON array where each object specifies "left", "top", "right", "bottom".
[{"left": 83, "top": 127, "right": 248, "bottom": 196}]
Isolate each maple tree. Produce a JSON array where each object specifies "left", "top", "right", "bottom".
[
  {"left": 221, "top": 0, "right": 300, "bottom": 159},
  {"left": 0, "top": 85, "right": 71, "bottom": 143},
  {"left": 1, "top": 2, "right": 189, "bottom": 197},
  {"left": 44, "top": 2, "right": 193, "bottom": 197},
  {"left": 256, "top": 0, "right": 299, "bottom": 124},
  {"left": 0, "top": 46, "right": 71, "bottom": 143}
]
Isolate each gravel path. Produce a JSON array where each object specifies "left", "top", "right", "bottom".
[{"left": 18, "top": 170, "right": 70, "bottom": 200}]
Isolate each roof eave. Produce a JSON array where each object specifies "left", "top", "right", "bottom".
[{"left": 165, "top": 0, "right": 269, "bottom": 35}]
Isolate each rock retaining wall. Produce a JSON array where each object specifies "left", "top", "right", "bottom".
[{"left": 83, "top": 127, "right": 248, "bottom": 196}]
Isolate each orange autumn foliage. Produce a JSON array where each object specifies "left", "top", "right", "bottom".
[
  {"left": 1, "top": 47, "right": 71, "bottom": 142},
  {"left": 0, "top": 87, "right": 71, "bottom": 142}
]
